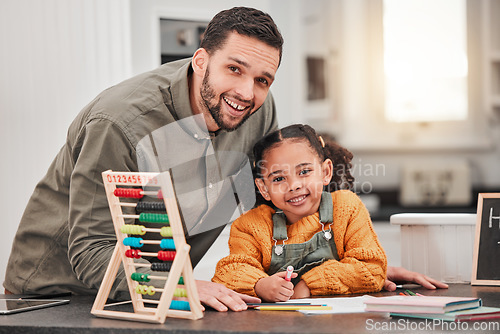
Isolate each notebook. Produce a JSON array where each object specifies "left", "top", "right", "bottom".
[
  {"left": 363, "top": 295, "right": 482, "bottom": 314},
  {"left": 391, "top": 306, "right": 500, "bottom": 322}
]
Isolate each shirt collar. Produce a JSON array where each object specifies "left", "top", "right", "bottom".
[
  {"left": 170, "top": 58, "right": 195, "bottom": 121},
  {"left": 168, "top": 59, "right": 214, "bottom": 141}
]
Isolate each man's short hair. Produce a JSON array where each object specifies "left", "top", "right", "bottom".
[{"left": 200, "top": 7, "right": 284, "bottom": 66}]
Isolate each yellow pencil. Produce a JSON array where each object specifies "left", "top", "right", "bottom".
[{"left": 255, "top": 305, "right": 332, "bottom": 311}]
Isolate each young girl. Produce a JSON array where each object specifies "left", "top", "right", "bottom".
[{"left": 212, "top": 124, "right": 387, "bottom": 302}]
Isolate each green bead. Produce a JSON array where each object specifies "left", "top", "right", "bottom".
[
  {"left": 131, "top": 272, "right": 150, "bottom": 282},
  {"left": 139, "top": 213, "right": 169, "bottom": 223}
]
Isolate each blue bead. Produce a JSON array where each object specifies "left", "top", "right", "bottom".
[
  {"left": 170, "top": 300, "right": 190, "bottom": 311},
  {"left": 123, "top": 237, "right": 143, "bottom": 248},
  {"left": 160, "top": 239, "right": 176, "bottom": 250}
]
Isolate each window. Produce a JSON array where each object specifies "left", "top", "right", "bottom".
[
  {"left": 338, "top": 0, "right": 489, "bottom": 150},
  {"left": 383, "top": 0, "right": 468, "bottom": 123}
]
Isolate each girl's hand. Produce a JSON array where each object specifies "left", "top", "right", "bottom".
[
  {"left": 291, "top": 280, "right": 311, "bottom": 299},
  {"left": 254, "top": 271, "right": 298, "bottom": 302}
]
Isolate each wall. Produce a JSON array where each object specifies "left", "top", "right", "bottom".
[{"left": 0, "top": 0, "right": 133, "bottom": 288}]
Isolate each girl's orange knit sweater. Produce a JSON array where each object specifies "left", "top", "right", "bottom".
[{"left": 212, "top": 190, "right": 387, "bottom": 296}]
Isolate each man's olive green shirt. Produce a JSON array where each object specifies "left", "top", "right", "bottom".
[{"left": 4, "top": 59, "right": 278, "bottom": 299}]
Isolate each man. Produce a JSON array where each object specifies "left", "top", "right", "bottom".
[{"left": 4, "top": 7, "right": 445, "bottom": 313}]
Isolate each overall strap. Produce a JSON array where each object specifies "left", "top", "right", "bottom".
[
  {"left": 272, "top": 211, "right": 288, "bottom": 240},
  {"left": 267, "top": 193, "right": 338, "bottom": 280},
  {"left": 319, "top": 192, "right": 333, "bottom": 223}
]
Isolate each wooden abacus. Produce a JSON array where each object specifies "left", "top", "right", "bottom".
[{"left": 91, "top": 170, "right": 203, "bottom": 323}]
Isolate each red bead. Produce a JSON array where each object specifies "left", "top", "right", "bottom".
[
  {"left": 125, "top": 249, "right": 141, "bottom": 258},
  {"left": 157, "top": 250, "right": 175, "bottom": 261},
  {"left": 114, "top": 188, "right": 143, "bottom": 198}
]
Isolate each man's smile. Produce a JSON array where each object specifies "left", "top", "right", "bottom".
[{"left": 223, "top": 96, "right": 251, "bottom": 117}]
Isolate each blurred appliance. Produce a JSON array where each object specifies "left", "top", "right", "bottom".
[
  {"left": 160, "top": 19, "right": 207, "bottom": 64},
  {"left": 399, "top": 160, "right": 472, "bottom": 207}
]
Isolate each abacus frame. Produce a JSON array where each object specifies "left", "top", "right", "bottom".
[{"left": 91, "top": 170, "right": 203, "bottom": 323}]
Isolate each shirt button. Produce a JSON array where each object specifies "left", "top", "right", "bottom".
[
  {"left": 194, "top": 133, "right": 199, "bottom": 139},
  {"left": 208, "top": 183, "right": 213, "bottom": 189}
]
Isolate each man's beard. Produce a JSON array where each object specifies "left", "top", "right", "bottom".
[{"left": 200, "top": 67, "right": 254, "bottom": 132}]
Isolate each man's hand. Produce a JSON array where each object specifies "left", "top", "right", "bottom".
[
  {"left": 196, "top": 280, "right": 260, "bottom": 312},
  {"left": 384, "top": 266, "right": 449, "bottom": 291},
  {"left": 254, "top": 271, "right": 298, "bottom": 302}
]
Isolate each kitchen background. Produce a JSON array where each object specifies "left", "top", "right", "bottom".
[{"left": 1, "top": 0, "right": 500, "bottom": 284}]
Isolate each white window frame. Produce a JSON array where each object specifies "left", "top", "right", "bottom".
[{"left": 338, "top": 0, "right": 491, "bottom": 151}]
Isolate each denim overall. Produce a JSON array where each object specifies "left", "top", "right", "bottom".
[{"left": 268, "top": 192, "right": 339, "bottom": 284}]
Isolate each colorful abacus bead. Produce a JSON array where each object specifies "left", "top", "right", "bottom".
[
  {"left": 174, "top": 288, "right": 187, "bottom": 298},
  {"left": 121, "top": 224, "right": 146, "bottom": 235},
  {"left": 114, "top": 188, "right": 163, "bottom": 199},
  {"left": 139, "top": 213, "right": 169, "bottom": 223},
  {"left": 114, "top": 188, "right": 144, "bottom": 198},
  {"left": 136, "top": 202, "right": 166, "bottom": 213},
  {"left": 120, "top": 224, "right": 172, "bottom": 237},
  {"left": 170, "top": 300, "right": 190, "bottom": 311},
  {"left": 160, "top": 226, "right": 172, "bottom": 237},
  {"left": 159, "top": 239, "right": 175, "bottom": 250},
  {"left": 131, "top": 272, "right": 150, "bottom": 282},
  {"left": 124, "top": 249, "right": 175, "bottom": 261},
  {"left": 123, "top": 237, "right": 175, "bottom": 250},
  {"left": 157, "top": 250, "right": 176, "bottom": 261},
  {"left": 123, "top": 237, "right": 144, "bottom": 248},
  {"left": 151, "top": 262, "right": 172, "bottom": 272},
  {"left": 125, "top": 249, "right": 141, "bottom": 259},
  {"left": 136, "top": 285, "right": 155, "bottom": 295}
]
